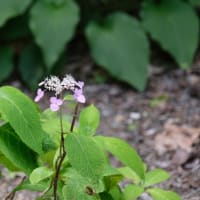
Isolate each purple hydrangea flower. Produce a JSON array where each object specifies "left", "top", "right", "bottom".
[
  {"left": 34, "top": 89, "right": 44, "bottom": 102},
  {"left": 73, "top": 88, "right": 86, "bottom": 103},
  {"left": 50, "top": 97, "right": 63, "bottom": 112},
  {"left": 76, "top": 81, "right": 84, "bottom": 89},
  {"left": 35, "top": 74, "right": 86, "bottom": 111}
]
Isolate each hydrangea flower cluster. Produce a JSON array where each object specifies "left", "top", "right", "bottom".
[{"left": 34, "top": 74, "right": 86, "bottom": 111}]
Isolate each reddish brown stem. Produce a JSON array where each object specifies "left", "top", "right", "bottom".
[{"left": 70, "top": 103, "right": 79, "bottom": 132}]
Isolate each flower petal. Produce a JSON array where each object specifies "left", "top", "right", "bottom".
[
  {"left": 50, "top": 97, "right": 58, "bottom": 103},
  {"left": 34, "top": 89, "right": 44, "bottom": 102},
  {"left": 56, "top": 99, "right": 63, "bottom": 106},
  {"left": 50, "top": 103, "right": 59, "bottom": 111},
  {"left": 77, "top": 94, "right": 86, "bottom": 103}
]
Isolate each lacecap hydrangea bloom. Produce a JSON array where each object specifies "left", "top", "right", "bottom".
[{"left": 34, "top": 74, "right": 86, "bottom": 111}]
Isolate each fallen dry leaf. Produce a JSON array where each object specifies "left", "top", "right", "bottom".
[{"left": 154, "top": 121, "right": 200, "bottom": 155}]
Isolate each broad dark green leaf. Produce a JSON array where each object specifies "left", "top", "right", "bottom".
[
  {"left": 19, "top": 44, "right": 44, "bottom": 89},
  {"left": 79, "top": 104, "right": 100, "bottom": 136},
  {"left": 123, "top": 184, "right": 144, "bottom": 200},
  {"left": 144, "top": 169, "right": 170, "bottom": 187},
  {"left": 141, "top": 0, "right": 199, "bottom": 69},
  {"left": 0, "top": 124, "right": 37, "bottom": 174},
  {"left": 65, "top": 133, "right": 107, "bottom": 183},
  {"left": 62, "top": 168, "right": 99, "bottom": 200},
  {"left": 0, "top": 14, "right": 30, "bottom": 41},
  {"left": 30, "top": 0, "right": 79, "bottom": 68},
  {"left": 0, "top": 47, "right": 14, "bottom": 82},
  {"left": 86, "top": 12, "right": 149, "bottom": 91},
  {"left": 189, "top": 0, "right": 200, "bottom": 6},
  {"left": 147, "top": 188, "right": 181, "bottom": 200},
  {"left": 95, "top": 136, "right": 145, "bottom": 180},
  {"left": 0, "top": 86, "right": 46, "bottom": 154},
  {"left": 0, "top": 0, "right": 32, "bottom": 27}
]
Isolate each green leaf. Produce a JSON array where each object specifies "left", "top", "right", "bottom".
[
  {"left": 100, "top": 192, "right": 114, "bottom": 200},
  {"left": 0, "top": 0, "right": 32, "bottom": 27},
  {"left": 41, "top": 109, "right": 71, "bottom": 146},
  {"left": 79, "top": 104, "right": 100, "bottom": 136},
  {"left": 30, "top": 166, "right": 53, "bottom": 185},
  {"left": 95, "top": 136, "right": 145, "bottom": 180},
  {"left": 30, "top": 0, "right": 79, "bottom": 69},
  {"left": 147, "top": 188, "right": 181, "bottom": 200},
  {"left": 144, "top": 169, "right": 170, "bottom": 187},
  {"left": 0, "top": 151, "right": 19, "bottom": 171},
  {"left": 123, "top": 184, "right": 144, "bottom": 200},
  {"left": 0, "top": 123, "right": 37, "bottom": 174},
  {"left": 19, "top": 44, "right": 44, "bottom": 89},
  {"left": 86, "top": 12, "right": 149, "bottom": 91},
  {"left": 141, "top": 0, "right": 199, "bottom": 69},
  {"left": 109, "top": 186, "right": 125, "bottom": 200},
  {"left": 189, "top": 0, "right": 200, "bottom": 6},
  {"left": 0, "top": 46, "right": 14, "bottom": 82},
  {"left": 103, "top": 166, "right": 123, "bottom": 191},
  {"left": 62, "top": 168, "right": 99, "bottom": 200},
  {"left": 0, "top": 14, "right": 30, "bottom": 41},
  {"left": 118, "top": 167, "right": 141, "bottom": 184},
  {"left": 0, "top": 86, "right": 47, "bottom": 154},
  {"left": 14, "top": 179, "right": 48, "bottom": 192},
  {"left": 65, "top": 133, "right": 107, "bottom": 183}
]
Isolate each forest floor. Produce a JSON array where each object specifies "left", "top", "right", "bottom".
[{"left": 0, "top": 56, "right": 200, "bottom": 200}]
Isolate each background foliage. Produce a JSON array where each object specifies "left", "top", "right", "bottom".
[{"left": 0, "top": 0, "right": 199, "bottom": 90}]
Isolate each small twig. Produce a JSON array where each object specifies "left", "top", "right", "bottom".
[{"left": 4, "top": 176, "right": 26, "bottom": 200}]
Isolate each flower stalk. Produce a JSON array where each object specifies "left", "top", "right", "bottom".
[{"left": 34, "top": 74, "right": 86, "bottom": 200}]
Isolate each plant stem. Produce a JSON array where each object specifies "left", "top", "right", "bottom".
[
  {"left": 70, "top": 103, "right": 79, "bottom": 132},
  {"left": 53, "top": 103, "right": 66, "bottom": 200},
  {"left": 52, "top": 101, "right": 79, "bottom": 199}
]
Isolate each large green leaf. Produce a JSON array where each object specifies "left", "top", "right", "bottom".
[
  {"left": 30, "top": 0, "right": 79, "bottom": 69},
  {"left": 0, "top": 123, "right": 37, "bottom": 174},
  {"left": 0, "top": 86, "right": 46, "bottom": 154},
  {"left": 86, "top": 12, "right": 149, "bottom": 91},
  {"left": 147, "top": 188, "right": 181, "bottom": 200},
  {"left": 0, "top": 47, "right": 14, "bottom": 82},
  {"left": 189, "top": 0, "right": 200, "bottom": 6},
  {"left": 144, "top": 169, "right": 170, "bottom": 187},
  {"left": 19, "top": 44, "right": 44, "bottom": 89},
  {"left": 65, "top": 133, "right": 107, "bottom": 183},
  {"left": 141, "top": 0, "right": 199, "bottom": 69},
  {"left": 62, "top": 168, "right": 99, "bottom": 200},
  {"left": 95, "top": 136, "right": 145, "bottom": 180},
  {"left": 0, "top": 0, "right": 32, "bottom": 27},
  {"left": 79, "top": 104, "right": 100, "bottom": 136}
]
